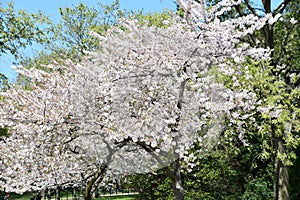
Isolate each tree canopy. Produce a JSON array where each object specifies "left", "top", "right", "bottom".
[{"left": 0, "top": 1, "right": 299, "bottom": 200}]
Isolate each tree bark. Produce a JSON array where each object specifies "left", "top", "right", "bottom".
[
  {"left": 83, "top": 166, "right": 109, "bottom": 200},
  {"left": 83, "top": 184, "right": 93, "bottom": 200},
  {"left": 172, "top": 159, "right": 184, "bottom": 200},
  {"left": 56, "top": 186, "right": 61, "bottom": 200},
  {"left": 136, "top": 140, "right": 185, "bottom": 200},
  {"left": 47, "top": 188, "right": 51, "bottom": 200},
  {"left": 274, "top": 139, "right": 289, "bottom": 200}
]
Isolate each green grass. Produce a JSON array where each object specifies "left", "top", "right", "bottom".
[
  {"left": 11, "top": 194, "right": 137, "bottom": 200},
  {"left": 7, "top": 191, "right": 137, "bottom": 200},
  {"left": 6, "top": 193, "right": 32, "bottom": 200},
  {"left": 96, "top": 195, "right": 136, "bottom": 200}
]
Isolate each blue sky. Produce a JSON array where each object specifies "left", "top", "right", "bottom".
[
  {"left": 10, "top": 0, "right": 177, "bottom": 21},
  {"left": 0, "top": 0, "right": 177, "bottom": 81}
]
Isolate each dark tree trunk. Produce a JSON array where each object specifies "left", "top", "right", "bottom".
[
  {"left": 83, "top": 185, "right": 93, "bottom": 200},
  {"left": 56, "top": 186, "right": 61, "bottom": 200},
  {"left": 47, "top": 188, "right": 51, "bottom": 200},
  {"left": 274, "top": 139, "right": 289, "bottom": 200},
  {"left": 172, "top": 159, "right": 184, "bottom": 200},
  {"left": 83, "top": 152, "right": 113, "bottom": 200},
  {"left": 137, "top": 140, "right": 185, "bottom": 200},
  {"left": 83, "top": 169, "right": 107, "bottom": 200}
]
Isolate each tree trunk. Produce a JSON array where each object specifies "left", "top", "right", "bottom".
[
  {"left": 47, "top": 188, "right": 51, "bottom": 200},
  {"left": 274, "top": 139, "right": 289, "bottom": 200},
  {"left": 40, "top": 189, "right": 45, "bottom": 200},
  {"left": 172, "top": 159, "right": 184, "bottom": 200},
  {"left": 83, "top": 165, "right": 110, "bottom": 200},
  {"left": 83, "top": 186, "right": 92, "bottom": 200},
  {"left": 136, "top": 140, "right": 185, "bottom": 199},
  {"left": 72, "top": 188, "right": 78, "bottom": 200},
  {"left": 83, "top": 180, "right": 94, "bottom": 200},
  {"left": 56, "top": 186, "right": 61, "bottom": 200}
]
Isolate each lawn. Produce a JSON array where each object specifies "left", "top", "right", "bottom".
[
  {"left": 10, "top": 194, "right": 136, "bottom": 200},
  {"left": 97, "top": 195, "right": 136, "bottom": 200}
]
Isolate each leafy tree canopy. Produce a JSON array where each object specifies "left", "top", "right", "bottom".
[{"left": 0, "top": 2, "right": 50, "bottom": 58}]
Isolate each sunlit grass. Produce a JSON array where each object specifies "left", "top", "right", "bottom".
[
  {"left": 97, "top": 195, "right": 136, "bottom": 200},
  {"left": 11, "top": 193, "right": 137, "bottom": 200}
]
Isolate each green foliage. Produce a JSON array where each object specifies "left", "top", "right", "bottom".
[
  {"left": 289, "top": 146, "right": 300, "bottom": 200},
  {"left": 97, "top": 0, "right": 126, "bottom": 30},
  {"left": 127, "top": 170, "right": 173, "bottom": 200},
  {"left": 241, "top": 177, "right": 273, "bottom": 200},
  {"left": 47, "top": 0, "right": 130, "bottom": 63},
  {"left": 49, "top": 2, "right": 102, "bottom": 62},
  {"left": 0, "top": 2, "right": 50, "bottom": 58},
  {"left": 14, "top": 0, "right": 126, "bottom": 87},
  {"left": 18, "top": 0, "right": 128, "bottom": 69},
  {"left": 97, "top": 196, "right": 136, "bottom": 200},
  {"left": 131, "top": 10, "right": 174, "bottom": 28},
  {"left": 0, "top": 127, "right": 9, "bottom": 141},
  {"left": 183, "top": 134, "right": 273, "bottom": 199},
  {"left": 17, "top": 2, "right": 176, "bottom": 86},
  {"left": 220, "top": 56, "right": 300, "bottom": 165},
  {"left": 274, "top": 0, "right": 300, "bottom": 81},
  {"left": 128, "top": 134, "right": 273, "bottom": 199},
  {"left": 48, "top": 1, "right": 174, "bottom": 63},
  {"left": 183, "top": 151, "right": 243, "bottom": 199},
  {"left": 0, "top": 74, "right": 9, "bottom": 91},
  {"left": 0, "top": 1, "right": 50, "bottom": 87}
]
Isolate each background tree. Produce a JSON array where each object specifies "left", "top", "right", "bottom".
[
  {"left": 19, "top": 0, "right": 126, "bottom": 67},
  {"left": 234, "top": 1, "right": 300, "bottom": 199},
  {"left": 0, "top": 1, "right": 50, "bottom": 83},
  {"left": 0, "top": 2, "right": 49, "bottom": 58},
  {"left": 180, "top": 0, "right": 300, "bottom": 199},
  {"left": 13, "top": 0, "right": 127, "bottom": 90}
]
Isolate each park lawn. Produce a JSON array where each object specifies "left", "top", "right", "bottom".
[
  {"left": 9, "top": 193, "right": 33, "bottom": 200},
  {"left": 97, "top": 195, "right": 136, "bottom": 200},
  {"left": 12, "top": 194, "right": 136, "bottom": 200},
  {"left": 12, "top": 196, "right": 136, "bottom": 200}
]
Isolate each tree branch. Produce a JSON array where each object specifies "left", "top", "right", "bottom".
[
  {"left": 135, "top": 140, "right": 177, "bottom": 182},
  {"left": 244, "top": 0, "right": 258, "bottom": 16},
  {"left": 273, "top": 0, "right": 293, "bottom": 15}
]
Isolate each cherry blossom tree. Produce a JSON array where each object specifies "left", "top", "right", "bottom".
[
  {"left": 0, "top": 65, "right": 150, "bottom": 200},
  {"left": 0, "top": 0, "right": 283, "bottom": 200},
  {"left": 69, "top": 2, "right": 278, "bottom": 198},
  {"left": 0, "top": 65, "right": 128, "bottom": 200},
  {"left": 74, "top": 1, "right": 279, "bottom": 199},
  {"left": 0, "top": 65, "right": 81, "bottom": 193}
]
